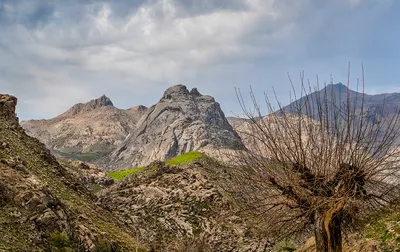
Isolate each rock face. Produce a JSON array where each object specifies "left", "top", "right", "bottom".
[
  {"left": 0, "top": 94, "right": 18, "bottom": 125},
  {"left": 106, "top": 85, "right": 243, "bottom": 170},
  {"left": 21, "top": 95, "right": 147, "bottom": 162}
]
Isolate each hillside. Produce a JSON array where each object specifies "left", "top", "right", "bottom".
[
  {"left": 0, "top": 94, "right": 140, "bottom": 251},
  {"left": 99, "top": 156, "right": 271, "bottom": 251},
  {"left": 21, "top": 95, "right": 147, "bottom": 163}
]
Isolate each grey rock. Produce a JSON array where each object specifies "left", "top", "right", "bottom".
[{"left": 105, "top": 85, "right": 243, "bottom": 170}]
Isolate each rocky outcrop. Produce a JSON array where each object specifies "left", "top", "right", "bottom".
[
  {"left": 21, "top": 95, "right": 147, "bottom": 162},
  {"left": 105, "top": 85, "right": 244, "bottom": 170},
  {"left": 98, "top": 159, "right": 270, "bottom": 251},
  {"left": 0, "top": 94, "right": 18, "bottom": 125},
  {"left": 59, "top": 94, "right": 114, "bottom": 118}
]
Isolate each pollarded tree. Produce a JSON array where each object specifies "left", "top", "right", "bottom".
[{"left": 230, "top": 66, "right": 400, "bottom": 252}]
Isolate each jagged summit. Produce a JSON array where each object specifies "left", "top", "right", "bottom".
[
  {"left": 161, "top": 84, "right": 215, "bottom": 103},
  {"left": 89, "top": 94, "right": 114, "bottom": 107},
  {"left": 325, "top": 82, "right": 349, "bottom": 92},
  {"left": 61, "top": 95, "right": 114, "bottom": 118},
  {"left": 161, "top": 84, "right": 200, "bottom": 100},
  {"left": 190, "top": 87, "right": 202, "bottom": 96},
  {"left": 21, "top": 95, "right": 144, "bottom": 162},
  {"left": 105, "top": 85, "right": 243, "bottom": 170}
]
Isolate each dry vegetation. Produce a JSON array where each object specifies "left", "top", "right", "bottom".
[{"left": 228, "top": 66, "right": 400, "bottom": 251}]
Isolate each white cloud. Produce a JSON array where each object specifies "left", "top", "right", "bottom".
[{"left": 0, "top": 0, "right": 398, "bottom": 119}]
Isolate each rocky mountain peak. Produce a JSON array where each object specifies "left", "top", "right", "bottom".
[
  {"left": 89, "top": 94, "right": 113, "bottom": 107},
  {"left": 21, "top": 94, "right": 142, "bottom": 163},
  {"left": 161, "top": 85, "right": 215, "bottom": 103},
  {"left": 105, "top": 85, "right": 243, "bottom": 170},
  {"left": 189, "top": 88, "right": 202, "bottom": 96},
  {"left": 325, "top": 82, "right": 349, "bottom": 93},
  {"left": 80, "top": 94, "right": 114, "bottom": 111},
  {"left": 0, "top": 94, "right": 18, "bottom": 124},
  {"left": 162, "top": 84, "right": 190, "bottom": 100},
  {"left": 62, "top": 95, "right": 114, "bottom": 117}
]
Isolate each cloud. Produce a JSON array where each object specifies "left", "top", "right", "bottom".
[{"left": 0, "top": 0, "right": 399, "bottom": 120}]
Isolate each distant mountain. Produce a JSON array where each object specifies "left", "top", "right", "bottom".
[
  {"left": 228, "top": 84, "right": 400, "bottom": 154},
  {"left": 21, "top": 95, "right": 147, "bottom": 162},
  {"left": 281, "top": 83, "right": 400, "bottom": 117},
  {"left": 104, "top": 85, "right": 244, "bottom": 170}
]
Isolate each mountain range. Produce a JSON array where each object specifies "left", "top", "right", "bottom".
[
  {"left": 2, "top": 84, "right": 399, "bottom": 251},
  {"left": 22, "top": 85, "right": 243, "bottom": 170},
  {"left": 21, "top": 83, "right": 400, "bottom": 171}
]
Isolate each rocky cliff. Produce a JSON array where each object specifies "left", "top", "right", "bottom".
[
  {"left": 21, "top": 95, "right": 147, "bottom": 162},
  {"left": 0, "top": 94, "right": 140, "bottom": 251},
  {"left": 105, "top": 85, "right": 243, "bottom": 170},
  {"left": 0, "top": 94, "right": 19, "bottom": 126}
]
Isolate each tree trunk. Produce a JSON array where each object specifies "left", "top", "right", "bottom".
[{"left": 314, "top": 206, "right": 343, "bottom": 252}]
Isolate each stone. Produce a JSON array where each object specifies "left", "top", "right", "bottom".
[{"left": 0, "top": 94, "right": 18, "bottom": 125}]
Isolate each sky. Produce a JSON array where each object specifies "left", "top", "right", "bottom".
[{"left": 1, "top": 0, "right": 399, "bottom": 120}]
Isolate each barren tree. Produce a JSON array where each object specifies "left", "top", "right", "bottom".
[{"left": 230, "top": 65, "right": 400, "bottom": 252}]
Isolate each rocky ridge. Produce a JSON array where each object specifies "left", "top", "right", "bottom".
[
  {"left": 21, "top": 95, "right": 147, "bottom": 162},
  {"left": 105, "top": 85, "right": 244, "bottom": 170}
]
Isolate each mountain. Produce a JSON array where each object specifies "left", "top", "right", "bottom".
[
  {"left": 104, "top": 85, "right": 244, "bottom": 170},
  {"left": 2, "top": 93, "right": 398, "bottom": 251},
  {"left": 229, "top": 83, "right": 400, "bottom": 154},
  {"left": 1, "top": 93, "right": 269, "bottom": 251},
  {"left": 281, "top": 83, "right": 400, "bottom": 117},
  {"left": 21, "top": 95, "right": 147, "bottom": 162},
  {"left": 0, "top": 94, "right": 140, "bottom": 251}
]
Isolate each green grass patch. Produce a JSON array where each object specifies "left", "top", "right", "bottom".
[
  {"left": 107, "top": 152, "right": 204, "bottom": 180},
  {"left": 364, "top": 205, "right": 400, "bottom": 251},
  {"left": 165, "top": 151, "right": 204, "bottom": 166},
  {"left": 107, "top": 167, "right": 144, "bottom": 181},
  {"left": 49, "top": 232, "right": 73, "bottom": 251}
]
